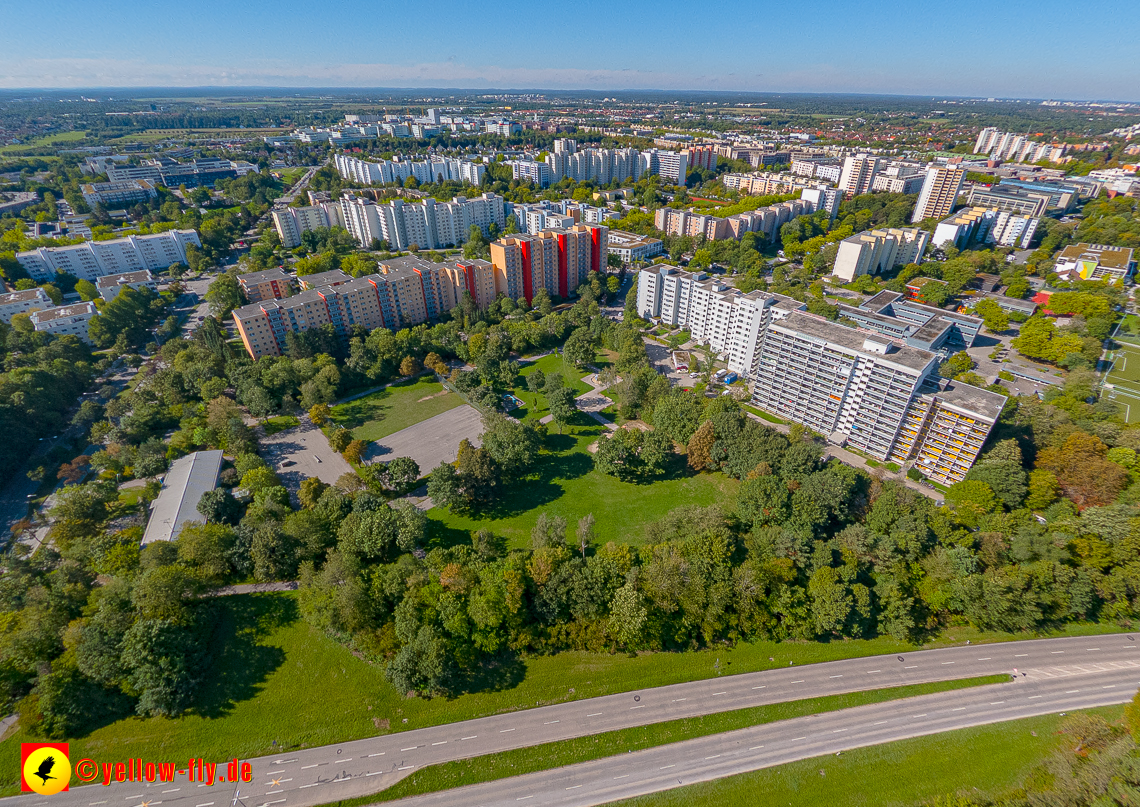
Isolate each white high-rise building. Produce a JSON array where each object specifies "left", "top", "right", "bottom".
[
  {"left": 339, "top": 193, "right": 505, "bottom": 251},
  {"left": 912, "top": 166, "right": 967, "bottom": 223},
  {"left": 838, "top": 155, "right": 884, "bottom": 197},
  {"left": 17, "top": 230, "right": 201, "bottom": 282},
  {"left": 334, "top": 154, "right": 485, "bottom": 187},
  {"left": 272, "top": 203, "right": 345, "bottom": 248},
  {"left": 832, "top": 228, "right": 930, "bottom": 282}
]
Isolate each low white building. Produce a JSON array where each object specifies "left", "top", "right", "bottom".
[
  {"left": 96, "top": 269, "right": 158, "bottom": 301},
  {"left": 607, "top": 230, "right": 664, "bottom": 264},
  {"left": 141, "top": 450, "right": 224, "bottom": 544},
  {"left": 0, "top": 287, "right": 52, "bottom": 323},
  {"left": 29, "top": 302, "right": 98, "bottom": 343}
]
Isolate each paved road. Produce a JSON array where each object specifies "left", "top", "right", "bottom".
[
  {"left": 4, "top": 635, "right": 1137, "bottom": 807},
  {"left": 400, "top": 666, "right": 1136, "bottom": 807}
]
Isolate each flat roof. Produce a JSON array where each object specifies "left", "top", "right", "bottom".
[
  {"left": 861, "top": 289, "right": 904, "bottom": 312},
  {"left": 298, "top": 268, "right": 351, "bottom": 287},
  {"left": 1057, "top": 242, "right": 1135, "bottom": 269},
  {"left": 141, "top": 450, "right": 223, "bottom": 545},
  {"left": 96, "top": 270, "right": 153, "bottom": 287},
  {"left": 237, "top": 267, "right": 291, "bottom": 284},
  {"left": 931, "top": 381, "right": 1007, "bottom": 422},
  {"left": 30, "top": 302, "right": 96, "bottom": 323},
  {"left": 0, "top": 288, "right": 49, "bottom": 304},
  {"left": 772, "top": 311, "right": 936, "bottom": 373}
]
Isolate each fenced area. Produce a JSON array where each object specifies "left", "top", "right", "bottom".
[{"left": 1103, "top": 341, "right": 1140, "bottom": 424}]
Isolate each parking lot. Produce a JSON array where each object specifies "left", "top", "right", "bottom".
[
  {"left": 259, "top": 418, "right": 353, "bottom": 491},
  {"left": 363, "top": 404, "right": 484, "bottom": 475}
]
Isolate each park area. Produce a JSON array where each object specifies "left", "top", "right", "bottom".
[
  {"left": 425, "top": 411, "right": 739, "bottom": 549},
  {"left": 509, "top": 352, "right": 595, "bottom": 421},
  {"left": 1105, "top": 341, "right": 1140, "bottom": 424},
  {"left": 329, "top": 375, "right": 463, "bottom": 441}
]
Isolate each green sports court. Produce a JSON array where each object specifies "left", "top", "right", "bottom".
[{"left": 1105, "top": 342, "right": 1140, "bottom": 423}]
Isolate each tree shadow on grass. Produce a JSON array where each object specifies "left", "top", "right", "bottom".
[
  {"left": 454, "top": 651, "right": 527, "bottom": 697},
  {"left": 194, "top": 594, "right": 297, "bottom": 719}
]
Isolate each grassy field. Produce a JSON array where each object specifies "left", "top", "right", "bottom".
[
  {"left": 0, "top": 130, "right": 87, "bottom": 155},
  {"left": 1105, "top": 342, "right": 1140, "bottom": 423},
  {"left": 339, "top": 676, "right": 1008, "bottom": 806},
  {"left": 264, "top": 415, "right": 300, "bottom": 435},
  {"left": 425, "top": 411, "right": 738, "bottom": 548},
  {"left": 609, "top": 707, "right": 1124, "bottom": 807},
  {"left": 510, "top": 352, "right": 594, "bottom": 421},
  {"left": 329, "top": 376, "right": 463, "bottom": 442},
  {"left": 1, "top": 589, "right": 1127, "bottom": 797}
]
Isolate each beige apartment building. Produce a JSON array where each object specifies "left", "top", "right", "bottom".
[{"left": 237, "top": 267, "right": 294, "bottom": 303}]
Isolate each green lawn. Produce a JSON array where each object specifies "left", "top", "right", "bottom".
[
  {"left": 329, "top": 376, "right": 463, "bottom": 441},
  {"left": 264, "top": 415, "right": 300, "bottom": 435},
  {"left": 510, "top": 352, "right": 594, "bottom": 421},
  {"left": 426, "top": 412, "right": 738, "bottom": 548},
  {"left": 1106, "top": 342, "right": 1140, "bottom": 424},
  {"left": 0, "top": 130, "right": 87, "bottom": 155},
  {"left": 609, "top": 707, "right": 1123, "bottom": 807},
  {"left": 335, "top": 676, "right": 1008, "bottom": 806},
  {"left": 2, "top": 590, "right": 1126, "bottom": 797},
  {"left": 743, "top": 404, "right": 787, "bottom": 425}
]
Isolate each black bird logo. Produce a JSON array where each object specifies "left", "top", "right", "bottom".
[{"left": 34, "top": 756, "right": 56, "bottom": 785}]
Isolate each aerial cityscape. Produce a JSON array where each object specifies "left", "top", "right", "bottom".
[{"left": 2, "top": 2, "right": 1140, "bottom": 805}]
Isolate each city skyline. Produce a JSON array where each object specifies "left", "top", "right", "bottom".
[{"left": 2, "top": 0, "right": 1138, "bottom": 100}]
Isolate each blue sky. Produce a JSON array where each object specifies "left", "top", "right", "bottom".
[{"left": 1, "top": 0, "right": 1136, "bottom": 99}]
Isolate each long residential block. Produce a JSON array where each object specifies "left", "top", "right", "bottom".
[{"left": 17, "top": 230, "right": 201, "bottom": 282}]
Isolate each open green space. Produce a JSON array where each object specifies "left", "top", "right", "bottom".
[
  {"left": 609, "top": 706, "right": 1123, "bottom": 807},
  {"left": 0, "top": 588, "right": 1125, "bottom": 797},
  {"left": 743, "top": 404, "right": 787, "bottom": 425},
  {"left": 509, "top": 352, "right": 593, "bottom": 421},
  {"left": 1105, "top": 342, "right": 1140, "bottom": 424},
  {"left": 0, "top": 130, "right": 87, "bottom": 155},
  {"left": 329, "top": 376, "right": 462, "bottom": 441},
  {"left": 329, "top": 676, "right": 1008, "bottom": 807},
  {"left": 426, "top": 412, "right": 738, "bottom": 548},
  {"left": 264, "top": 415, "right": 300, "bottom": 435}
]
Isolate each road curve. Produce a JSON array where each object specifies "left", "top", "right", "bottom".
[{"left": 3, "top": 634, "right": 1136, "bottom": 807}]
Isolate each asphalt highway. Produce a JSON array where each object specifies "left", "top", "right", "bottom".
[{"left": 6, "top": 634, "right": 1138, "bottom": 807}]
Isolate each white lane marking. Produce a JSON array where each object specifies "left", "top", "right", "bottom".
[
  {"left": 673, "top": 698, "right": 688, "bottom": 702},
  {"left": 660, "top": 765, "right": 676, "bottom": 770},
  {"left": 990, "top": 701, "right": 1005, "bottom": 705},
  {"left": 873, "top": 720, "right": 888, "bottom": 725},
  {"left": 631, "top": 705, "right": 645, "bottom": 709},
  {"left": 91, "top": 802, "right": 108, "bottom": 806},
  {"left": 1088, "top": 648, "right": 1101, "bottom": 651},
  {"left": 366, "top": 753, "right": 385, "bottom": 758},
  {"left": 1124, "top": 646, "right": 1136, "bottom": 649},
  {"left": 544, "top": 720, "right": 560, "bottom": 724},
  {"left": 566, "top": 785, "right": 583, "bottom": 790},
  {"left": 751, "top": 686, "right": 765, "bottom": 690},
  {"left": 904, "top": 665, "right": 918, "bottom": 669},
  {"left": 302, "top": 764, "right": 319, "bottom": 769},
  {"left": 791, "top": 736, "right": 807, "bottom": 741},
  {"left": 365, "top": 772, "right": 383, "bottom": 777},
  {"left": 196, "top": 803, "right": 214, "bottom": 806},
  {"left": 162, "top": 790, "right": 180, "bottom": 794},
  {"left": 866, "top": 670, "right": 881, "bottom": 674},
  {"left": 265, "top": 791, "right": 282, "bottom": 795},
  {"left": 978, "top": 658, "right": 992, "bottom": 661},
  {"left": 952, "top": 707, "right": 966, "bottom": 711},
  {"left": 462, "top": 736, "right": 478, "bottom": 740},
  {"left": 941, "top": 662, "right": 955, "bottom": 665},
  {"left": 400, "top": 746, "right": 419, "bottom": 751},
  {"left": 398, "top": 765, "right": 415, "bottom": 771},
  {"left": 833, "top": 728, "right": 847, "bottom": 733},
  {"left": 613, "top": 775, "right": 629, "bottom": 779},
  {"left": 587, "top": 713, "right": 603, "bottom": 717},
  {"left": 712, "top": 692, "right": 727, "bottom": 696},
  {"left": 1029, "top": 695, "right": 1043, "bottom": 699},
  {"left": 299, "top": 785, "right": 318, "bottom": 789},
  {"left": 791, "top": 680, "right": 804, "bottom": 684},
  {"left": 500, "top": 728, "right": 515, "bottom": 733},
  {"left": 915, "top": 714, "right": 927, "bottom": 718},
  {"left": 432, "top": 741, "right": 446, "bottom": 746},
  {"left": 1052, "top": 651, "right": 1065, "bottom": 654},
  {"left": 1015, "top": 654, "right": 1028, "bottom": 657},
  {"left": 830, "top": 675, "right": 843, "bottom": 678},
  {"left": 1104, "top": 685, "right": 1117, "bottom": 689},
  {"left": 705, "top": 755, "right": 722, "bottom": 760},
  {"left": 1067, "top": 690, "right": 1081, "bottom": 693},
  {"left": 517, "top": 797, "right": 533, "bottom": 802},
  {"left": 750, "top": 745, "right": 764, "bottom": 750},
  {"left": 260, "top": 802, "right": 285, "bottom": 806}
]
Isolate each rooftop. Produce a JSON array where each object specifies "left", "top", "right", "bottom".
[
  {"left": 141, "top": 450, "right": 224, "bottom": 545},
  {"left": 773, "top": 311, "right": 937, "bottom": 373},
  {"left": 608, "top": 229, "right": 662, "bottom": 247},
  {"left": 929, "top": 380, "right": 1008, "bottom": 422},
  {"left": 0, "top": 287, "right": 49, "bottom": 305},
  {"left": 96, "top": 269, "right": 153, "bottom": 287},
  {"left": 30, "top": 302, "right": 97, "bottom": 323},
  {"left": 298, "top": 268, "right": 351, "bottom": 288},
  {"left": 238, "top": 267, "right": 291, "bottom": 285},
  {"left": 1056, "top": 242, "right": 1135, "bottom": 269}
]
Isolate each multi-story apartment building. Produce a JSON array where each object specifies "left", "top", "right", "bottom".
[
  {"left": 988, "top": 179, "right": 1078, "bottom": 211},
  {"left": 685, "top": 146, "right": 718, "bottom": 172},
  {"left": 749, "top": 311, "right": 1003, "bottom": 482},
  {"left": 650, "top": 149, "right": 689, "bottom": 185},
  {"left": 507, "top": 160, "right": 552, "bottom": 188},
  {"left": 607, "top": 230, "right": 664, "bottom": 264},
  {"left": 490, "top": 224, "right": 608, "bottom": 302},
  {"left": 838, "top": 155, "right": 884, "bottom": 197},
  {"left": 95, "top": 269, "right": 158, "bottom": 301},
  {"left": 636, "top": 265, "right": 706, "bottom": 326},
  {"left": 932, "top": 207, "right": 1041, "bottom": 251},
  {"left": 974, "top": 128, "right": 1068, "bottom": 164},
  {"left": 800, "top": 187, "right": 844, "bottom": 220},
  {"left": 271, "top": 203, "right": 344, "bottom": 248},
  {"left": 872, "top": 173, "right": 926, "bottom": 194},
  {"left": 339, "top": 192, "right": 506, "bottom": 251},
  {"left": 1053, "top": 243, "right": 1136, "bottom": 282},
  {"left": 442, "top": 259, "right": 497, "bottom": 310},
  {"left": 791, "top": 156, "right": 842, "bottom": 180},
  {"left": 238, "top": 268, "right": 293, "bottom": 303},
  {"left": 857, "top": 290, "right": 982, "bottom": 349},
  {"left": 912, "top": 166, "right": 967, "bottom": 223},
  {"left": 380, "top": 255, "right": 460, "bottom": 319},
  {"left": 297, "top": 269, "right": 352, "bottom": 290},
  {"left": 721, "top": 172, "right": 806, "bottom": 196},
  {"left": 0, "top": 287, "right": 51, "bottom": 323},
  {"left": 832, "top": 227, "right": 930, "bottom": 282},
  {"left": 81, "top": 180, "right": 157, "bottom": 208},
  {"left": 334, "top": 154, "right": 486, "bottom": 187},
  {"left": 30, "top": 302, "right": 97, "bottom": 343},
  {"left": 654, "top": 208, "right": 730, "bottom": 240},
  {"left": 966, "top": 185, "right": 1052, "bottom": 217},
  {"left": 16, "top": 230, "right": 201, "bottom": 282}
]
